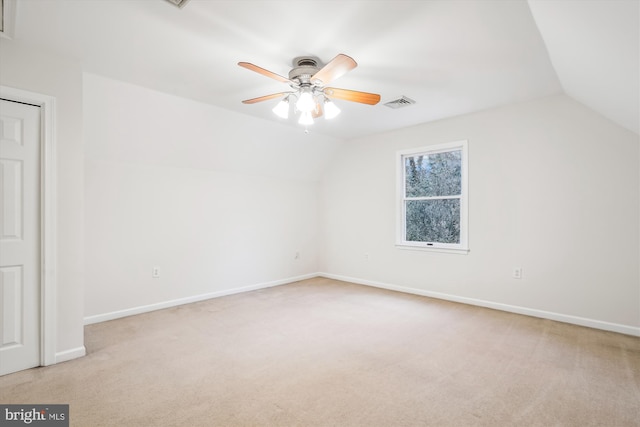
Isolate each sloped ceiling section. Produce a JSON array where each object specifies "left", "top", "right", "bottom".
[
  {"left": 3, "top": 0, "right": 637, "bottom": 138},
  {"left": 5, "top": 0, "right": 564, "bottom": 140},
  {"left": 528, "top": 0, "right": 639, "bottom": 135}
]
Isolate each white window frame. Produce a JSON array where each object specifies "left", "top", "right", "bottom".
[{"left": 396, "top": 140, "right": 469, "bottom": 254}]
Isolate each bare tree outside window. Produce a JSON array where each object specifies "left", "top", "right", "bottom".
[
  {"left": 404, "top": 151, "right": 461, "bottom": 243},
  {"left": 397, "top": 141, "right": 468, "bottom": 252}
]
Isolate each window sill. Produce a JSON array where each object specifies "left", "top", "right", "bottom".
[{"left": 395, "top": 244, "right": 470, "bottom": 255}]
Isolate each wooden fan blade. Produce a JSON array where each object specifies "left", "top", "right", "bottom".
[
  {"left": 242, "top": 92, "right": 289, "bottom": 104},
  {"left": 238, "top": 62, "right": 290, "bottom": 83},
  {"left": 312, "top": 101, "right": 323, "bottom": 119},
  {"left": 323, "top": 88, "right": 381, "bottom": 105},
  {"left": 311, "top": 54, "right": 357, "bottom": 85}
]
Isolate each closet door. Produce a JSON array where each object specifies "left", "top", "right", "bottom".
[{"left": 0, "top": 99, "right": 41, "bottom": 376}]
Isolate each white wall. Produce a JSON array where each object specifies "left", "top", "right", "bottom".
[
  {"left": 83, "top": 73, "right": 340, "bottom": 320},
  {"left": 320, "top": 94, "right": 640, "bottom": 332},
  {"left": 0, "top": 40, "right": 85, "bottom": 357}
]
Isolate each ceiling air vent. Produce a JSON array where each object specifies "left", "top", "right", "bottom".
[
  {"left": 384, "top": 96, "right": 416, "bottom": 109},
  {"left": 165, "top": 0, "right": 190, "bottom": 8}
]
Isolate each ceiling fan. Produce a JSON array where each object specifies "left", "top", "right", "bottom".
[{"left": 238, "top": 54, "right": 381, "bottom": 126}]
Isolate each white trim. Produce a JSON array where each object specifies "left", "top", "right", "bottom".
[
  {"left": 395, "top": 245, "right": 470, "bottom": 255},
  {"left": 0, "top": 86, "right": 58, "bottom": 366},
  {"left": 0, "top": 0, "right": 17, "bottom": 40},
  {"left": 84, "top": 273, "right": 318, "bottom": 325},
  {"left": 55, "top": 346, "right": 86, "bottom": 364},
  {"left": 318, "top": 272, "right": 640, "bottom": 337},
  {"left": 85, "top": 271, "right": 640, "bottom": 336},
  {"left": 396, "top": 140, "right": 469, "bottom": 253}
]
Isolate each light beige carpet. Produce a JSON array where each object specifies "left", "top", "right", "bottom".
[{"left": 1, "top": 277, "right": 639, "bottom": 426}]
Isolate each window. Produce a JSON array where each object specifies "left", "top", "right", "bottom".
[{"left": 396, "top": 140, "right": 468, "bottom": 253}]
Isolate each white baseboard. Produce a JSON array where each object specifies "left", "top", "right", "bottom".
[
  {"left": 319, "top": 272, "right": 640, "bottom": 337},
  {"left": 54, "top": 346, "right": 86, "bottom": 364},
  {"left": 84, "top": 273, "right": 318, "bottom": 325},
  {"left": 84, "top": 271, "right": 640, "bottom": 337}
]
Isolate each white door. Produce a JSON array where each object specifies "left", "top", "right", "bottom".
[{"left": 0, "top": 99, "right": 41, "bottom": 376}]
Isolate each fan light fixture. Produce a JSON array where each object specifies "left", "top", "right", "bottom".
[
  {"left": 298, "top": 111, "right": 314, "bottom": 126},
  {"left": 323, "top": 98, "right": 341, "bottom": 120},
  {"left": 296, "top": 87, "right": 316, "bottom": 113},
  {"left": 272, "top": 95, "right": 290, "bottom": 119},
  {"left": 239, "top": 54, "right": 381, "bottom": 129},
  {"left": 273, "top": 88, "right": 341, "bottom": 126}
]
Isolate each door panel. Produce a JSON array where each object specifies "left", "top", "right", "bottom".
[
  {"left": 0, "top": 99, "right": 40, "bottom": 376},
  {"left": 1, "top": 159, "right": 22, "bottom": 240},
  {"left": 1, "top": 266, "right": 23, "bottom": 347}
]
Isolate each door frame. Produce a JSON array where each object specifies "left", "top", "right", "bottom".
[{"left": 0, "top": 85, "right": 57, "bottom": 366}]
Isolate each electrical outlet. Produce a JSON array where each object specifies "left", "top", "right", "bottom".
[
  {"left": 152, "top": 267, "right": 160, "bottom": 278},
  {"left": 294, "top": 251, "right": 300, "bottom": 260},
  {"left": 364, "top": 253, "right": 370, "bottom": 261},
  {"left": 512, "top": 267, "right": 522, "bottom": 279}
]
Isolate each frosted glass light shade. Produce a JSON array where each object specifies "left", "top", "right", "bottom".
[
  {"left": 272, "top": 98, "right": 289, "bottom": 119},
  {"left": 323, "top": 100, "right": 341, "bottom": 119},
  {"left": 298, "top": 111, "right": 314, "bottom": 125},
  {"left": 296, "top": 90, "right": 315, "bottom": 113}
]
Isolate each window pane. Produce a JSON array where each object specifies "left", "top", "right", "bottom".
[
  {"left": 405, "top": 199, "right": 460, "bottom": 243},
  {"left": 405, "top": 150, "right": 462, "bottom": 197}
]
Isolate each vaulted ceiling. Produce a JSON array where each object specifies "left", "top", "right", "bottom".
[{"left": 6, "top": 0, "right": 639, "bottom": 139}]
